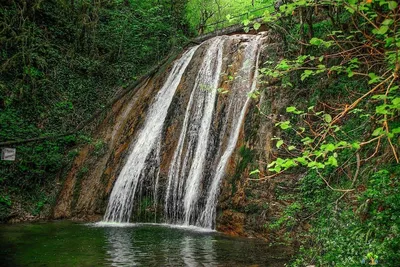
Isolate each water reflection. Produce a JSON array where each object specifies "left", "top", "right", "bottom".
[
  {"left": 0, "top": 222, "right": 290, "bottom": 266},
  {"left": 104, "top": 225, "right": 217, "bottom": 266},
  {"left": 105, "top": 228, "right": 136, "bottom": 266},
  {"left": 180, "top": 236, "right": 216, "bottom": 266},
  {"left": 202, "top": 238, "right": 216, "bottom": 266},
  {"left": 180, "top": 236, "right": 194, "bottom": 266}
]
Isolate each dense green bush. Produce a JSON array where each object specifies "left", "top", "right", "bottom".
[
  {"left": 252, "top": 0, "right": 400, "bottom": 265},
  {"left": 0, "top": 0, "right": 188, "bottom": 220}
]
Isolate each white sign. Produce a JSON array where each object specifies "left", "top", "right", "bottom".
[{"left": 1, "top": 148, "right": 16, "bottom": 161}]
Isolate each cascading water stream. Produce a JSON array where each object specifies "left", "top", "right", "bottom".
[
  {"left": 103, "top": 46, "right": 198, "bottom": 222},
  {"left": 104, "top": 34, "right": 265, "bottom": 228},
  {"left": 164, "top": 35, "right": 263, "bottom": 228},
  {"left": 164, "top": 37, "right": 225, "bottom": 225},
  {"left": 198, "top": 36, "right": 262, "bottom": 228}
]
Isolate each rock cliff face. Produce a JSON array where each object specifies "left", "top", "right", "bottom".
[{"left": 54, "top": 30, "right": 295, "bottom": 239}]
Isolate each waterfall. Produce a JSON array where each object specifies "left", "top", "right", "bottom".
[
  {"left": 103, "top": 46, "right": 198, "bottom": 222},
  {"left": 198, "top": 36, "right": 262, "bottom": 228},
  {"left": 104, "top": 34, "right": 264, "bottom": 228},
  {"left": 164, "top": 37, "right": 225, "bottom": 225}
]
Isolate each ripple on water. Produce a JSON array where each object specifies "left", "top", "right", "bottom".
[
  {"left": 91, "top": 221, "right": 216, "bottom": 233},
  {"left": 0, "top": 221, "right": 291, "bottom": 267}
]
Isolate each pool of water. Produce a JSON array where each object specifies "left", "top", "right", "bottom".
[{"left": 0, "top": 221, "right": 290, "bottom": 266}]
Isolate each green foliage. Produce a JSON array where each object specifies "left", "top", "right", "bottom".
[
  {"left": 186, "top": 0, "right": 274, "bottom": 33},
  {"left": 244, "top": 202, "right": 264, "bottom": 214},
  {"left": 0, "top": 195, "right": 12, "bottom": 222},
  {"left": 290, "top": 166, "right": 400, "bottom": 266},
  {"left": 254, "top": 0, "right": 400, "bottom": 265},
  {"left": 93, "top": 140, "right": 106, "bottom": 156},
  {"left": 0, "top": 195, "right": 11, "bottom": 207},
  {"left": 32, "top": 194, "right": 49, "bottom": 216},
  {"left": 232, "top": 146, "right": 255, "bottom": 194},
  {"left": 268, "top": 201, "right": 301, "bottom": 231},
  {"left": 260, "top": 0, "right": 400, "bottom": 175},
  {"left": 0, "top": 0, "right": 187, "bottom": 219}
]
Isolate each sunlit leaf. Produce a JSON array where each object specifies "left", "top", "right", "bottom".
[
  {"left": 253, "top": 22, "right": 261, "bottom": 30},
  {"left": 324, "top": 114, "right": 332, "bottom": 123},
  {"left": 249, "top": 169, "right": 260, "bottom": 175},
  {"left": 388, "top": 1, "right": 398, "bottom": 10},
  {"left": 276, "top": 140, "right": 284, "bottom": 148}
]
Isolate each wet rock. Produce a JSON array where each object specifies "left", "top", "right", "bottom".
[{"left": 53, "top": 30, "right": 300, "bottom": 244}]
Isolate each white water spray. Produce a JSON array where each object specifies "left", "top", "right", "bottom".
[{"left": 103, "top": 46, "right": 198, "bottom": 222}]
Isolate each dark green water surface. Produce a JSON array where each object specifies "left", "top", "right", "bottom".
[{"left": 0, "top": 221, "right": 290, "bottom": 266}]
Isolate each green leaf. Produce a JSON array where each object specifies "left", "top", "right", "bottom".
[
  {"left": 372, "top": 127, "right": 384, "bottom": 136},
  {"left": 285, "top": 82, "right": 293, "bottom": 88},
  {"left": 288, "top": 145, "right": 296, "bottom": 151},
  {"left": 347, "top": 70, "right": 354, "bottom": 77},
  {"left": 282, "top": 159, "right": 297, "bottom": 169},
  {"left": 389, "top": 86, "right": 399, "bottom": 92},
  {"left": 243, "top": 19, "right": 250, "bottom": 26},
  {"left": 286, "top": 106, "right": 303, "bottom": 115},
  {"left": 374, "top": 25, "right": 389, "bottom": 35},
  {"left": 388, "top": 1, "right": 398, "bottom": 10},
  {"left": 385, "top": 37, "right": 395, "bottom": 47},
  {"left": 249, "top": 169, "right": 260, "bottom": 175},
  {"left": 345, "top": 5, "right": 355, "bottom": 14},
  {"left": 376, "top": 104, "right": 392, "bottom": 115},
  {"left": 286, "top": 106, "right": 296, "bottom": 113},
  {"left": 253, "top": 22, "right": 261, "bottom": 30},
  {"left": 324, "top": 114, "right": 332, "bottom": 123},
  {"left": 350, "top": 108, "right": 364, "bottom": 113},
  {"left": 368, "top": 72, "right": 380, "bottom": 84},
  {"left": 352, "top": 142, "right": 361, "bottom": 149},
  {"left": 372, "top": 94, "right": 388, "bottom": 100},
  {"left": 276, "top": 121, "right": 291, "bottom": 130},
  {"left": 277, "top": 60, "right": 290, "bottom": 71},
  {"left": 267, "top": 161, "right": 276, "bottom": 168},
  {"left": 392, "top": 97, "right": 400, "bottom": 105},
  {"left": 382, "top": 19, "right": 393, "bottom": 26},
  {"left": 391, "top": 127, "right": 400, "bottom": 134},
  {"left": 276, "top": 140, "right": 284, "bottom": 148},
  {"left": 310, "top": 37, "right": 322, "bottom": 46},
  {"left": 307, "top": 161, "right": 325, "bottom": 169},
  {"left": 336, "top": 141, "right": 348, "bottom": 148},
  {"left": 327, "top": 156, "right": 338, "bottom": 167},
  {"left": 301, "top": 137, "right": 313, "bottom": 145},
  {"left": 309, "top": 37, "right": 332, "bottom": 48},
  {"left": 332, "top": 125, "right": 341, "bottom": 132},
  {"left": 322, "top": 143, "right": 335, "bottom": 152},
  {"left": 296, "top": 157, "right": 307, "bottom": 165},
  {"left": 269, "top": 166, "right": 281, "bottom": 173},
  {"left": 301, "top": 70, "right": 314, "bottom": 81}
]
